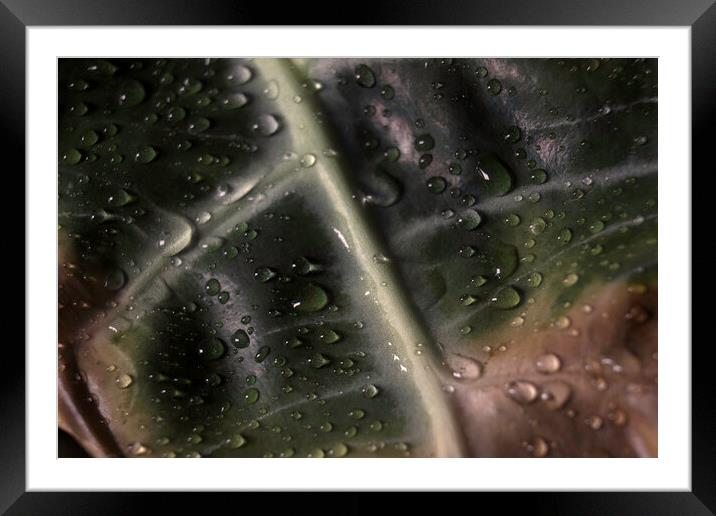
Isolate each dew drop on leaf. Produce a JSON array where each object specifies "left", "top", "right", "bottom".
[
  {"left": 354, "top": 64, "right": 376, "bottom": 88},
  {"left": 134, "top": 146, "right": 157, "bottom": 164},
  {"left": 477, "top": 154, "right": 513, "bottom": 196},
  {"left": 457, "top": 209, "right": 482, "bottom": 231},
  {"left": 426, "top": 176, "right": 447, "bottom": 194},
  {"left": 490, "top": 286, "right": 521, "bottom": 309},
  {"left": 253, "top": 114, "right": 280, "bottom": 136},
  {"left": 414, "top": 134, "right": 435, "bottom": 152},
  {"left": 231, "top": 329, "right": 250, "bottom": 348},
  {"left": 536, "top": 353, "right": 562, "bottom": 374},
  {"left": 505, "top": 380, "right": 539, "bottom": 404},
  {"left": 291, "top": 283, "right": 329, "bottom": 313}
]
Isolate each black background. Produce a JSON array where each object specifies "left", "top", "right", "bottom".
[{"left": 4, "top": 0, "right": 710, "bottom": 513}]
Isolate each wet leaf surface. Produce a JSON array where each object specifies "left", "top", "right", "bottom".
[{"left": 58, "top": 58, "right": 657, "bottom": 457}]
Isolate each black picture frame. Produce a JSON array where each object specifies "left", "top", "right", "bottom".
[{"left": 7, "top": 0, "right": 708, "bottom": 512}]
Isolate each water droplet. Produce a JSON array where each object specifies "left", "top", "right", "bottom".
[
  {"left": 255, "top": 346, "right": 271, "bottom": 363},
  {"left": 563, "top": 273, "right": 579, "bottom": 287},
  {"left": 589, "top": 220, "right": 605, "bottom": 233},
  {"left": 231, "top": 329, "right": 250, "bottom": 348},
  {"left": 188, "top": 117, "right": 211, "bottom": 133},
  {"left": 383, "top": 146, "right": 400, "bottom": 162},
  {"left": 525, "top": 272, "right": 543, "bottom": 288},
  {"left": 62, "top": 148, "right": 82, "bottom": 165},
  {"left": 458, "top": 209, "right": 482, "bottom": 231},
  {"left": 505, "top": 213, "right": 521, "bottom": 227},
  {"left": 414, "top": 134, "right": 435, "bottom": 152},
  {"left": 308, "top": 352, "right": 331, "bottom": 369},
  {"left": 80, "top": 129, "right": 99, "bottom": 147},
  {"left": 254, "top": 267, "right": 277, "bottom": 282},
  {"left": 490, "top": 286, "right": 521, "bottom": 309},
  {"left": 227, "top": 434, "right": 247, "bottom": 449},
  {"left": 554, "top": 315, "right": 571, "bottom": 329},
  {"left": 487, "top": 78, "right": 502, "bottom": 95},
  {"left": 541, "top": 381, "right": 571, "bottom": 410},
  {"left": 220, "top": 92, "right": 249, "bottom": 110},
  {"left": 471, "top": 275, "right": 488, "bottom": 287},
  {"left": 536, "top": 353, "right": 562, "bottom": 374},
  {"left": 319, "top": 328, "right": 341, "bottom": 344},
  {"left": 291, "top": 256, "right": 322, "bottom": 275},
  {"left": 354, "top": 64, "right": 376, "bottom": 88},
  {"left": 117, "top": 79, "right": 145, "bottom": 107},
  {"left": 529, "top": 217, "right": 547, "bottom": 235},
  {"left": 229, "top": 64, "right": 253, "bottom": 85},
  {"left": 426, "top": 176, "right": 447, "bottom": 194},
  {"left": 135, "top": 146, "right": 157, "bottom": 164},
  {"left": 506, "top": 380, "right": 538, "bottom": 404},
  {"left": 244, "top": 388, "right": 260, "bottom": 405},
  {"left": 329, "top": 443, "right": 348, "bottom": 457},
  {"left": 291, "top": 283, "right": 329, "bottom": 312},
  {"left": 477, "top": 154, "right": 513, "bottom": 196},
  {"left": 556, "top": 228, "right": 572, "bottom": 245},
  {"left": 300, "top": 153, "right": 317, "bottom": 168},
  {"left": 107, "top": 189, "right": 135, "bottom": 207},
  {"left": 446, "top": 354, "right": 482, "bottom": 380},
  {"left": 199, "top": 337, "right": 226, "bottom": 360},
  {"left": 117, "top": 373, "right": 133, "bottom": 389},
  {"left": 253, "top": 114, "right": 280, "bottom": 136},
  {"left": 531, "top": 436, "right": 550, "bottom": 457},
  {"left": 362, "top": 384, "right": 380, "bottom": 399},
  {"left": 380, "top": 85, "right": 395, "bottom": 99},
  {"left": 504, "top": 126, "right": 521, "bottom": 144},
  {"left": 104, "top": 269, "right": 126, "bottom": 290},
  {"left": 205, "top": 278, "right": 220, "bottom": 296},
  {"left": 529, "top": 169, "right": 548, "bottom": 184},
  {"left": 418, "top": 154, "right": 433, "bottom": 169}
]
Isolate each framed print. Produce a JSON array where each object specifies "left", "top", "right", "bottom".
[{"left": 8, "top": 0, "right": 710, "bottom": 511}]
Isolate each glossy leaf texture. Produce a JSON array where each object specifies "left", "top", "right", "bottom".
[{"left": 58, "top": 58, "right": 657, "bottom": 458}]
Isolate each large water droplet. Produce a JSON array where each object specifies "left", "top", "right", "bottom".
[
  {"left": 291, "top": 283, "right": 329, "bottom": 312},
  {"left": 506, "top": 380, "right": 538, "bottom": 404},
  {"left": 458, "top": 209, "right": 482, "bottom": 231},
  {"left": 490, "top": 286, "right": 521, "bottom": 309},
  {"left": 536, "top": 353, "right": 562, "bottom": 374},
  {"left": 426, "top": 176, "right": 447, "bottom": 194},
  {"left": 414, "top": 134, "right": 435, "bottom": 152},
  {"left": 199, "top": 337, "right": 226, "bottom": 360},
  {"left": 135, "top": 146, "right": 157, "bottom": 164},
  {"left": 477, "top": 154, "right": 513, "bottom": 196},
  {"left": 446, "top": 354, "right": 483, "bottom": 381},
  {"left": 354, "top": 64, "right": 376, "bottom": 88},
  {"left": 231, "top": 329, "right": 250, "bottom": 348},
  {"left": 253, "top": 114, "right": 280, "bottom": 136},
  {"left": 117, "top": 79, "right": 145, "bottom": 107}
]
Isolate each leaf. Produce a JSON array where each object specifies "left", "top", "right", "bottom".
[{"left": 58, "top": 58, "right": 657, "bottom": 458}]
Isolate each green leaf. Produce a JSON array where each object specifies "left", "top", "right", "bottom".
[{"left": 58, "top": 58, "right": 657, "bottom": 458}]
